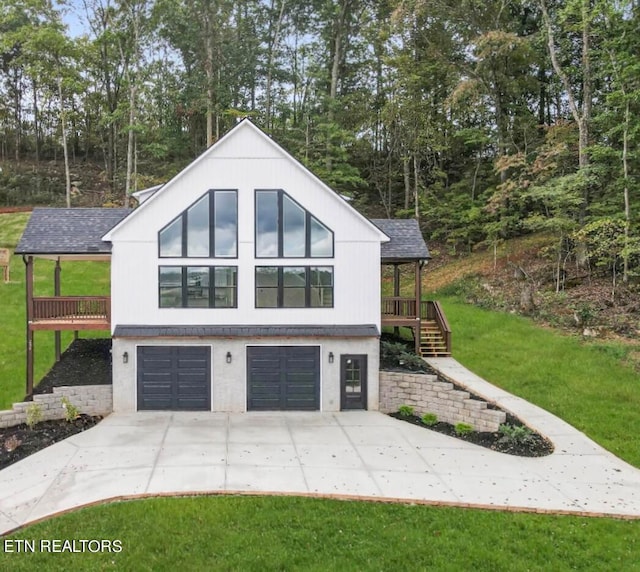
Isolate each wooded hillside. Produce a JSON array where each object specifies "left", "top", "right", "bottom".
[{"left": 1, "top": 0, "right": 639, "bottom": 288}]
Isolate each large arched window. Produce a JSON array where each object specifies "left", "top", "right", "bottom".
[
  {"left": 159, "top": 190, "right": 238, "bottom": 258},
  {"left": 255, "top": 190, "right": 333, "bottom": 258}
]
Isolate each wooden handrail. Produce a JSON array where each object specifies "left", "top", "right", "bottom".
[
  {"left": 421, "top": 300, "right": 452, "bottom": 353},
  {"left": 32, "top": 296, "right": 111, "bottom": 321}
]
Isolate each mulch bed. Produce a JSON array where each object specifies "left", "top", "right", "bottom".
[
  {"left": 0, "top": 415, "right": 102, "bottom": 470},
  {"left": 390, "top": 412, "right": 554, "bottom": 457},
  {"left": 0, "top": 338, "right": 111, "bottom": 470},
  {"left": 32, "top": 338, "right": 112, "bottom": 396}
]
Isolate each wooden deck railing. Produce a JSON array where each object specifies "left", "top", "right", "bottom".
[
  {"left": 421, "top": 300, "right": 452, "bottom": 353},
  {"left": 381, "top": 297, "right": 417, "bottom": 319},
  {"left": 32, "top": 296, "right": 111, "bottom": 323}
]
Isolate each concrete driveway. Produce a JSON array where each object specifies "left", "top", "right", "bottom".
[{"left": 2, "top": 357, "right": 640, "bottom": 534}]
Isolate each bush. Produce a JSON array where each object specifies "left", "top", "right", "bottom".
[
  {"left": 398, "top": 405, "right": 415, "bottom": 417},
  {"left": 25, "top": 403, "right": 43, "bottom": 429},
  {"left": 61, "top": 397, "right": 80, "bottom": 422},
  {"left": 421, "top": 413, "right": 438, "bottom": 426},
  {"left": 380, "top": 340, "right": 428, "bottom": 372},
  {"left": 454, "top": 422, "right": 474, "bottom": 436},
  {"left": 498, "top": 424, "right": 534, "bottom": 446}
]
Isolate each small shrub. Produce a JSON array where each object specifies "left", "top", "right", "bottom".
[
  {"left": 380, "top": 340, "right": 427, "bottom": 372},
  {"left": 498, "top": 424, "right": 534, "bottom": 446},
  {"left": 381, "top": 341, "right": 409, "bottom": 362},
  {"left": 25, "top": 403, "right": 43, "bottom": 429},
  {"left": 398, "top": 405, "right": 415, "bottom": 417},
  {"left": 421, "top": 413, "right": 438, "bottom": 426},
  {"left": 61, "top": 397, "right": 80, "bottom": 422},
  {"left": 454, "top": 422, "right": 474, "bottom": 436},
  {"left": 398, "top": 351, "right": 427, "bottom": 370}
]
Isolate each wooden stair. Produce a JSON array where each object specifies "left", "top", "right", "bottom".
[{"left": 419, "top": 320, "right": 451, "bottom": 357}]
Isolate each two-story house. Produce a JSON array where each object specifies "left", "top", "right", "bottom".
[{"left": 17, "top": 119, "right": 449, "bottom": 414}]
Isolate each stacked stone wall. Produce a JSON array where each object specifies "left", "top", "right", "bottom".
[
  {"left": 380, "top": 371, "right": 505, "bottom": 432},
  {"left": 0, "top": 386, "right": 112, "bottom": 429}
]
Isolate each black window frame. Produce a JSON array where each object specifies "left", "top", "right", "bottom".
[
  {"left": 254, "top": 189, "right": 334, "bottom": 259},
  {"left": 255, "top": 266, "right": 334, "bottom": 308},
  {"left": 158, "top": 189, "right": 238, "bottom": 259},
  {"left": 159, "top": 265, "right": 238, "bottom": 308}
]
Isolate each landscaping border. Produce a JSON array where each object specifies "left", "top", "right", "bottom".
[
  {"left": 0, "top": 385, "right": 112, "bottom": 429},
  {"left": 379, "top": 371, "right": 506, "bottom": 431}
]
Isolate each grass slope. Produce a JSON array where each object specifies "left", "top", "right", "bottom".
[
  {"left": 0, "top": 213, "right": 110, "bottom": 409},
  {"left": 441, "top": 297, "right": 640, "bottom": 467},
  {"left": 1, "top": 496, "right": 639, "bottom": 571}
]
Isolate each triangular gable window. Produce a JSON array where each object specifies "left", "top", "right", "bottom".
[
  {"left": 159, "top": 190, "right": 237, "bottom": 258},
  {"left": 255, "top": 190, "right": 333, "bottom": 258}
]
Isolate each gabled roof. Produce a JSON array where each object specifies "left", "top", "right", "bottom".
[
  {"left": 371, "top": 219, "right": 430, "bottom": 262},
  {"left": 103, "top": 118, "right": 388, "bottom": 243},
  {"left": 15, "top": 208, "right": 132, "bottom": 256}
]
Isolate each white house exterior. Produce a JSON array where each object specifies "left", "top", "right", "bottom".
[{"left": 103, "top": 119, "right": 389, "bottom": 413}]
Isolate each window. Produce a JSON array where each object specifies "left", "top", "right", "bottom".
[
  {"left": 256, "top": 266, "right": 333, "bottom": 308},
  {"left": 159, "top": 266, "right": 237, "bottom": 308},
  {"left": 159, "top": 190, "right": 237, "bottom": 258},
  {"left": 255, "top": 190, "right": 333, "bottom": 258}
]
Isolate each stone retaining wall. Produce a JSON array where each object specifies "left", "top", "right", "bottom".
[
  {"left": 0, "top": 386, "right": 112, "bottom": 429},
  {"left": 379, "top": 371, "right": 506, "bottom": 432}
]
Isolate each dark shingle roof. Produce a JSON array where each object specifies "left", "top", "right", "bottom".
[
  {"left": 114, "top": 324, "right": 379, "bottom": 338},
  {"left": 370, "top": 219, "right": 430, "bottom": 261},
  {"left": 15, "top": 208, "right": 132, "bottom": 255}
]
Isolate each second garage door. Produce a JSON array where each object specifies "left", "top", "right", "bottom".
[
  {"left": 247, "top": 346, "right": 320, "bottom": 411},
  {"left": 137, "top": 346, "right": 211, "bottom": 410}
]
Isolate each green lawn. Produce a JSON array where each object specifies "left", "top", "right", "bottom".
[
  {"left": 440, "top": 297, "right": 640, "bottom": 467},
  {"left": 0, "top": 496, "right": 639, "bottom": 571},
  {"left": 2, "top": 217, "right": 640, "bottom": 565},
  {"left": 0, "top": 213, "right": 110, "bottom": 409}
]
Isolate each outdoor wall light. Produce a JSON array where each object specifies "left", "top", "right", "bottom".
[
  {"left": 123, "top": 351, "right": 129, "bottom": 364},
  {"left": 328, "top": 352, "right": 334, "bottom": 364},
  {"left": 226, "top": 351, "right": 232, "bottom": 364}
]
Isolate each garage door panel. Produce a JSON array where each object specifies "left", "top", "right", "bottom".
[
  {"left": 247, "top": 347, "right": 319, "bottom": 411},
  {"left": 139, "top": 359, "right": 173, "bottom": 370},
  {"left": 137, "top": 346, "right": 211, "bottom": 411}
]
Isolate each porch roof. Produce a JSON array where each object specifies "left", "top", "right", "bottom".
[
  {"left": 370, "top": 219, "right": 430, "bottom": 262},
  {"left": 15, "top": 208, "right": 132, "bottom": 258}
]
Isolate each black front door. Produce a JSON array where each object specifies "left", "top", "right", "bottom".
[{"left": 341, "top": 355, "right": 367, "bottom": 410}]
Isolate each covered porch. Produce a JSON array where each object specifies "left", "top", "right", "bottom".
[
  {"left": 373, "top": 219, "right": 451, "bottom": 357},
  {"left": 15, "top": 208, "right": 131, "bottom": 397}
]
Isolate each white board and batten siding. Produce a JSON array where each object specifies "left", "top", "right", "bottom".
[{"left": 106, "top": 121, "right": 387, "bottom": 331}]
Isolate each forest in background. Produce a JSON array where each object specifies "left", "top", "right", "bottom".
[{"left": 1, "top": 0, "right": 639, "bottom": 292}]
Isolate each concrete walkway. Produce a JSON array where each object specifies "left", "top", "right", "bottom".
[{"left": 2, "top": 358, "right": 640, "bottom": 535}]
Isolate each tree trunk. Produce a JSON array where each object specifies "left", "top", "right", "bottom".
[
  {"left": 57, "top": 74, "right": 71, "bottom": 208},
  {"left": 265, "top": 0, "right": 287, "bottom": 130},
  {"left": 205, "top": 32, "right": 215, "bottom": 147},
  {"left": 622, "top": 99, "right": 630, "bottom": 282},
  {"left": 413, "top": 153, "right": 420, "bottom": 220},
  {"left": 32, "top": 78, "right": 40, "bottom": 165},
  {"left": 403, "top": 156, "right": 411, "bottom": 210}
]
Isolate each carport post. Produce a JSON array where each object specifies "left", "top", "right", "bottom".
[{"left": 54, "top": 258, "right": 61, "bottom": 361}]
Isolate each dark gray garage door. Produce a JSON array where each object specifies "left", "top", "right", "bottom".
[
  {"left": 137, "top": 346, "right": 211, "bottom": 410},
  {"left": 247, "top": 346, "right": 320, "bottom": 411}
]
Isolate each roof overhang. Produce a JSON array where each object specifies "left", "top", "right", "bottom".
[
  {"left": 381, "top": 257, "right": 430, "bottom": 264},
  {"left": 18, "top": 253, "right": 112, "bottom": 262},
  {"left": 114, "top": 324, "right": 380, "bottom": 338}
]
